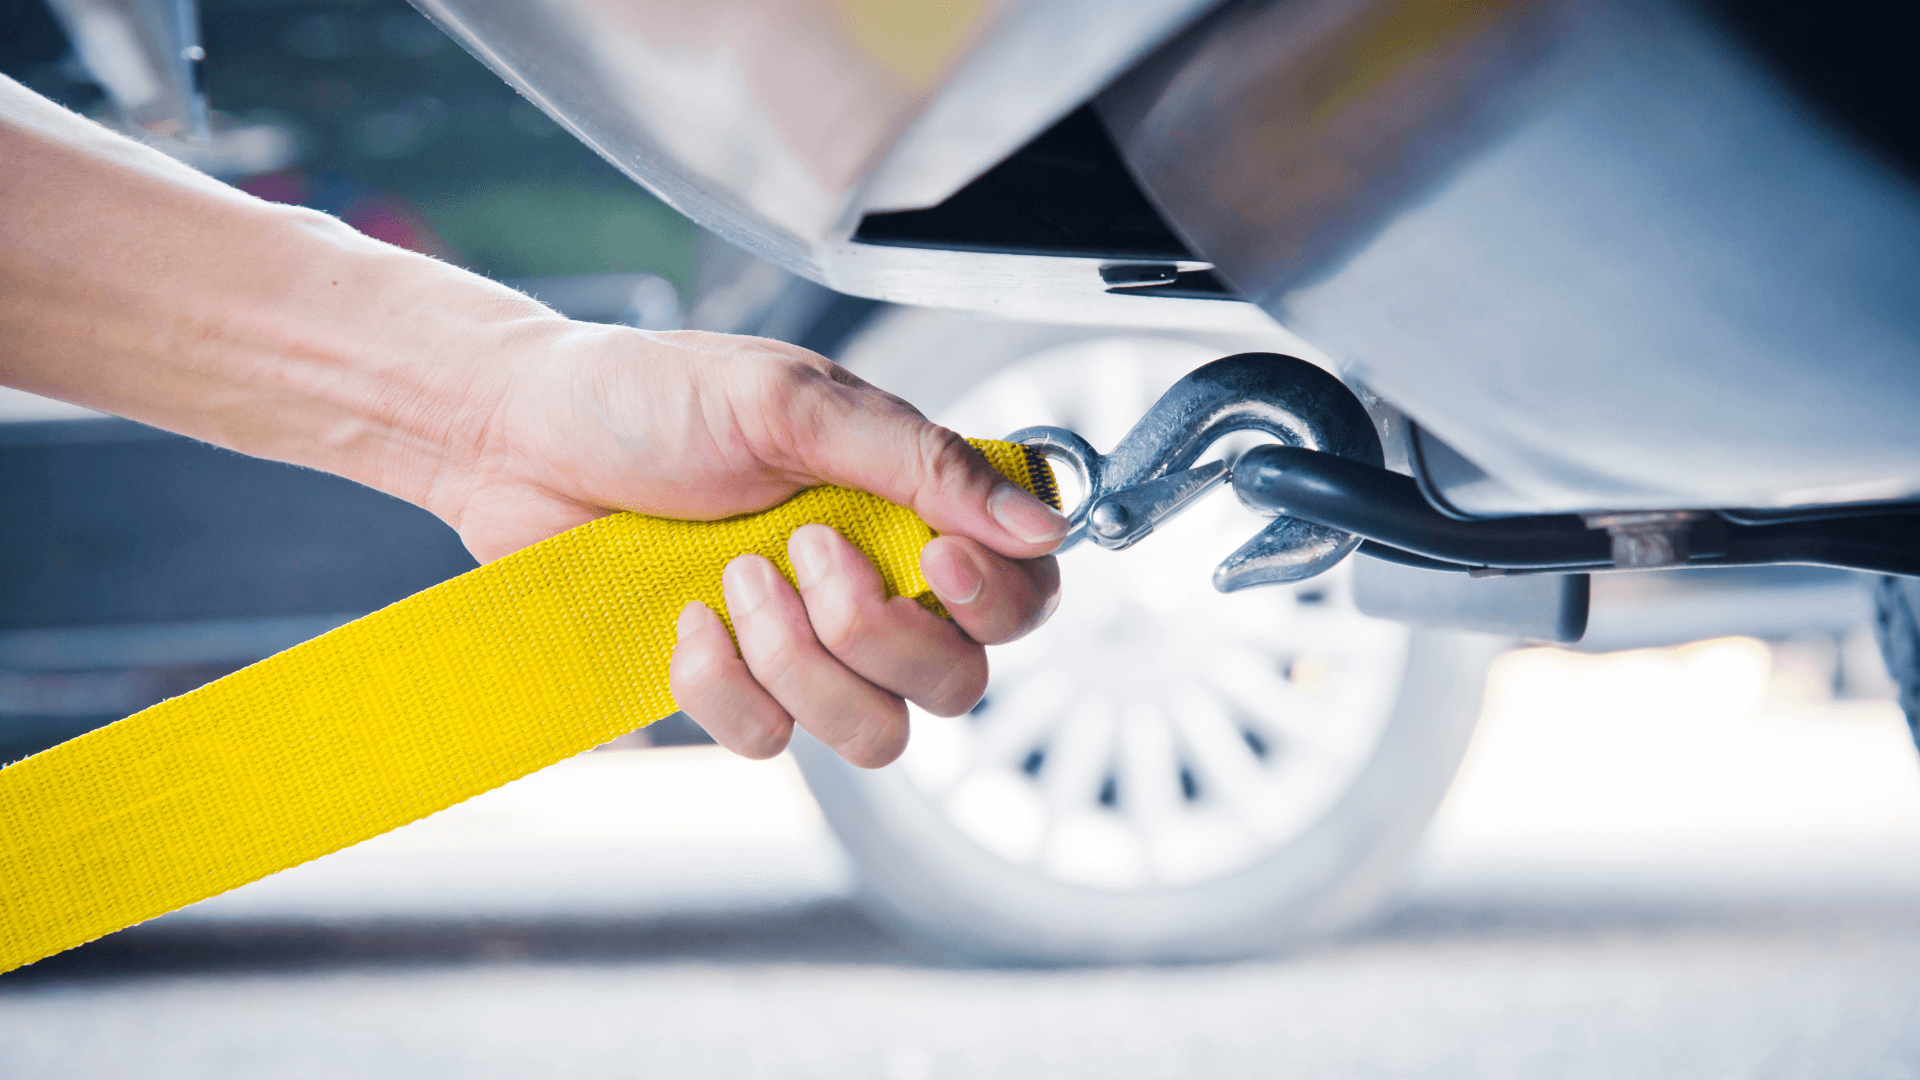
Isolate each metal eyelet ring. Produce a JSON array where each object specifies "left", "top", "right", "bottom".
[{"left": 1006, "top": 425, "right": 1102, "bottom": 552}]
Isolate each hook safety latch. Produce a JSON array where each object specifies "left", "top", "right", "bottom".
[{"left": 1083, "top": 461, "right": 1229, "bottom": 550}]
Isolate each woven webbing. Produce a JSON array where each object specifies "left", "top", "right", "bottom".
[{"left": 0, "top": 439, "right": 1056, "bottom": 972}]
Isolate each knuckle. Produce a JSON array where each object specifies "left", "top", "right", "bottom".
[
  {"left": 807, "top": 589, "right": 868, "bottom": 656},
  {"left": 924, "top": 652, "right": 988, "bottom": 717},
  {"left": 789, "top": 349, "right": 839, "bottom": 379},
  {"left": 832, "top": 700, "right": 910, "bottom": 769},
  {"left": 668, "top": 638, "right": 724, "bottom": 690},
  {"left": 957, "top": 601, "right": 1020, "bottom": 647},
  {"left": 740, "top": 351, "right": 854, "bottom": 448},
  {"left": 732, "top": 340, "right": 818, "bottom": 392},
  {"left": 968, "top": 557, "right": 1060, "bottom": 646},
  {"left": 734, "top": 719, "right": 794, "bottom": 760},
  {"left": 764, "top": 343, "right": 836, "bottom": 383},
  {"left": 747, "top": 354, "right": 810, "bottom": 411},
  {"left": 742, "top": 629, "right": 808, "bottom": 690},
  {"left": 1015, "top": 558, "right": 1064, "bottom": 638},
  {"left": 873, "top": 386, "right": 924, "bottom": 417},
  {"left": 916, "top": 425, "right": 977, "bottom": 486}
]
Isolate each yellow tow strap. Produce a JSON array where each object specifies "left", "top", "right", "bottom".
[{"left": 0, "top": 439, "right": 1057, "bottom": 973}]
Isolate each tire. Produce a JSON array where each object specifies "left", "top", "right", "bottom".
[
  {"left": 792, "top": 310, "right": 1501, "bottom": 963},
  {"left": 1871, "top": 575, "right": 1920, "bottom": 750}
]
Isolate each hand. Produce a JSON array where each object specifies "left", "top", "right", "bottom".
[
  {"left": 432, "top": 322, "right": 1066, "bottom": 768},
  {"left": 0, "top": 79, "right": 1062, "bottom": 770}
]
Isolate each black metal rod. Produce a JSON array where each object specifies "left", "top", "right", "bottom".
[
  {"left": 1233, "top": 445, "right": 1920, "bottom": 578},
  {"left": 1721, "top": 517, "right": 1920, "bottom": 577},
  {"left": 1231, "top": 446, "right": 1612, "bottom": 569},
  {"left": 1352, "top": 541, "right": 1484, "bottom": 573}
]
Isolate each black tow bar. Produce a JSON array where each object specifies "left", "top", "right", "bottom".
[{"left": 1230, "top": 444, "right": 1920, "bottom": 578}]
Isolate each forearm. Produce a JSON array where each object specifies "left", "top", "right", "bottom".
[{"left": 0, "top": 75, "right": 558, "bottom": 508}]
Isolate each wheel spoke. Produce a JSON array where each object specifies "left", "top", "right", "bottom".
[
  {"left": 1170, "top": 688, "right": 1276, "bottom": 823},
  {"left": 1207, "top": 646, "right": 1337, "bottom": 751},
  {"left": 1037, "top": 695, "right": 1119, "bottom": 812},
  {"left": 1118, "top": 701, "right": 1185, "bottom": 830},
  {"left": 971, "top": 668, "right": 1076, "bottom": 767}
]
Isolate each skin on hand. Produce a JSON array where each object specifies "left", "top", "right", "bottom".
[
  {"left": 441, "top": 325, "right": 1069, "bottom": 768},
  {"left": 0, "top": 75, "right": 1066, "bottom": 769}
]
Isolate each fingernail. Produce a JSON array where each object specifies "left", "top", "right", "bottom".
[
  {"left": 922, "top": 541, "right": 984, "bottom": 606},
  {"left": 722, "top": 557, "right": 768, "bottom": 616},
  {"left": 989, "top": 482, "right": 1069, "bottom": 546},
  {"left": 789, "top": 526, "right": 831, "bottom": 590},
  {"left": 676, "top": 601, "right": 709, "bottom": 641}
]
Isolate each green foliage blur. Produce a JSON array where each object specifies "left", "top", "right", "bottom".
[{"left": 1, "top": 0, "right": 698, "bottom": 291}]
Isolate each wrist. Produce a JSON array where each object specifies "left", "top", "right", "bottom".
[
  {"left": 0, "top": 83, "right": 563, "bottom": 529},
  {"left": 201, "top": 201, "right": 559, "bottom": 517}
]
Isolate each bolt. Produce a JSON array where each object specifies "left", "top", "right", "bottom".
[{"left": 1089, "top": 501, "right": 1131, "bottom": 537}]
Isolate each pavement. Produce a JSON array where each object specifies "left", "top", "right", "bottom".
[{"left": 4, "top": 637, "right": 1920, "bottom": 1079}]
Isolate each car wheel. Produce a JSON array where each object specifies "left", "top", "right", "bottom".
[{"left": 793, "top": 314, "right": 1500, "bottom": 963}]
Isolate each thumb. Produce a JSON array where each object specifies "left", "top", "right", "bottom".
[{"left": 792, "top": 377, "right": 1069, "bottom": 559}]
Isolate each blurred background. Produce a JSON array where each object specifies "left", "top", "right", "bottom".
[
  {"left": 4, "top": 1, "right": 1920, "bottom": 1076},
  {"left": 1, "top": 0, "right": 699, "bottom": 287}
]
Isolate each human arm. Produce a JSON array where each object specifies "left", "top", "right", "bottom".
[{"left": 0, "top": 76, "right": 1066, "bottom": 767}]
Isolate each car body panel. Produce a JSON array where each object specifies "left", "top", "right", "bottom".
[
  {"left": 416, "top": 0, "right": 1920, "bottom": 515},
  {"left": 1102, "top": 0, "right": 1920, "bottom": 514},
  {"left": 408, "top": 0, "right": 1217, "bottom": 293}
]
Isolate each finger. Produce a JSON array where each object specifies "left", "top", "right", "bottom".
[
  {"left": 773, "top": 358, "right": 1070, "bottom": 560},
  {"left": 723, "top": 553, "right": 910, "bottom": 769},
  {"left": 789, "top": 524, "right": 989, "bottom": 717},
  {"left": 921, "top": 536, "right": 1062, "bottom": 647},
  {"left": 667, "top": 601, "right": 794, "bottom": 760}
]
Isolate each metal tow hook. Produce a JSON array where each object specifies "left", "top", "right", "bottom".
[{"left": 1006, "top": 352, "right": 1383, "bottom": 592}]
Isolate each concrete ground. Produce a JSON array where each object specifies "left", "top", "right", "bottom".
[{"left": 4, "top": 638, "right": 1919, "bottom": 1079}]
